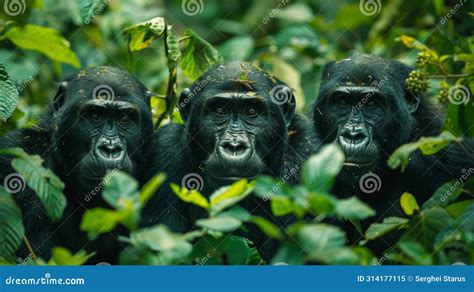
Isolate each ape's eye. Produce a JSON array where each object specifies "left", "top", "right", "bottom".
[
  {"left": 215, "top": 106, "right": 225, "bottom": 115},
  {"left": 247, "top": 107, "right": 259, "bottom": 117},
  {"left": 90, "top": 113, "right": 100, "bottom": 121},
  {"left": 367, "top": 100, "right": 377, "bottom": 107},
  {"left": 120, "top": 115, "right": 131, "bottom": 123}
]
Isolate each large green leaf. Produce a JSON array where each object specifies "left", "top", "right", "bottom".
[
  {"left": 335, "top": 196, "right": 375, "bottom": 220},
  {"left": 250, "top": 216, "right": 283, "bottom": 240},
  {"left": 128, "top": 225, "right": 192, "bottom": 265},
  {"left": 422, "top": 181, "right": 463, "bottom": 210},
  {"left": 196, "top": 216, "right": 242, "bottom": 232},
  {"left": 102, "top": 171, "right": 140, "bottom": 211},
  {"left": 4, "top": 25, "right": 80, "bottom": 68},
  {"left": 301, "top": 144, "right": 345, "bottom": 193},
  {"left": 388, "top": 131, "right": 461, "bottom": 172},
  {"left": 0, "top": 187, "right": 24, "bottom": 257},
  {"left": 49, "top": 247, "right": 95, "bottom": 265},
  {"left": 122, "top": 17, "right": 166, "bottom": 52},
  {"left": 180, "top": 29, "right": 223, "bottom": 79},
  {"left": 403, "top": 207, "right": 455, "bottom": 249},
  {"left": 0, "top": 148, "right": 66, "bottom": 221},
  {"left": 398, "top": 241, "right": 433, "bottom": 265},
  {"left": 170, "top": 183, "right": 210, "bottom": 210},
  {"left": 209, "top": 179, "right": 254, "bottom": 216},
  {"left": 80, "top": 208, "right": 124, "bottom": 239},
  {"left": 364, "top": 217, "right": 409, "bottom": 241},
  {"left": 0, "top": 64, "right": 19, "bottom": 121}
]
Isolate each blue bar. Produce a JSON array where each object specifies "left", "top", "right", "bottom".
[{"left": 0, "top": 266, "right": 472, "bottom": 292}]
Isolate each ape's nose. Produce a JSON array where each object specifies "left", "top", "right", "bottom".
[
  {"left": 340, "top": 125, "right": 368, "bottom": 145},
  {"left": 95, "top": 137, "right": 125, "bottom": 160},
  {"left": 218, "top": 139, "right": 251, "bottom": 159}
]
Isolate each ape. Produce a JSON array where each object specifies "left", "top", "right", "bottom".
[
  {"left": 0, "top": 67, "right": 154, "bottom": 263},
  {"left": 312, "top": 54, "right": 473, "bottom": 252},
  {"left": 142, "top": 62, "right": 319, "bottom": 260}
]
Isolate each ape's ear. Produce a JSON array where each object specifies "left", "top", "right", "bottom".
[
  {"left": 178, "top": 88, "right": 192, "bottom": 121},
  {"left": 53, "top": 81, "right": 68, "bottom": 112},
  {"left": 405, "top": 90, "right": 421, "bottom": 114},
  {"left": 282, "top": 92, "right": 296, "bottom": 127},
  {"left": 271, "top": 85, "right": 296, "bottom": 127}
]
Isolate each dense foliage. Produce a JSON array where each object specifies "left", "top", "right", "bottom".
[{"left": 0, "top": 0, "right": 472, "bottom": 265}]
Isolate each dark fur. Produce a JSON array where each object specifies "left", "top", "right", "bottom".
[
  {"left": 142, "top": 62, "right": 320, "bottom": 260},
  {"left": 312, "top": 55, "right": 474, "bottom": 253},
  {"left": 0, "top": 67, "right": 154, "bottom": 263}
]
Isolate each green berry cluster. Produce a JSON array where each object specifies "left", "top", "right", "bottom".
[
  {"left": 436, "top": 82, "right": 450, "bottom": 104},
  {"left": 406, "top": 70, "right": 429, "bottom": 92},
  {"left": 416, "top": 50, "right": 433, "bottom": 67}
]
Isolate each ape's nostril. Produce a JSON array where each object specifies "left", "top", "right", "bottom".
[
  {"left": 341, "top": 131, "right": 367, "bottom": 144},
  {"left": 97, "top": 143, "right": 124, "bottom": 159},
  {"left": 220, "top": 141, "right": 249, "bottom": 156}
]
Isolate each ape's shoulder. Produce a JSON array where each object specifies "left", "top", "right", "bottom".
[
  {"left": 284, "top": 113, "right": 321, "bottom": 183},
  {"left": 1, "top": 128, "right": 50, "bottom": 155}
]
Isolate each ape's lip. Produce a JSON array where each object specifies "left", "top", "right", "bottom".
[
  {"left": 343, "top": 161, "right": 374, "bottom": 167},
  {"left": 210, "top": 174, "right": 257, "bottom": 182}
]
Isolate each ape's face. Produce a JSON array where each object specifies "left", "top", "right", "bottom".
[
  {"left": 181, "top": 62, "right": 294, "bottom": 190},
  {"left": 314, "top": 55, "right": 419, "bottom": 174},
  {"left": 52, "top": 68, "right": 153, "bottom": 188}
]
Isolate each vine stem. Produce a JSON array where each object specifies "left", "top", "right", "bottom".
[
  {"left": 23, "top": 235, "right": 37, "bottom": 261},
  {"left": 429, "top": 73, "right": 472, "bottom": 78}
]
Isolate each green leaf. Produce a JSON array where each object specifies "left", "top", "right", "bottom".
[
  {"left": 422, "top": 181, "right": 463, "bottom": 210},
  {"left": 80, "top": 208, "right": 123, "bottom": 239},
  {"left": 271, "top": 195, "right": 295, "bottom": 217},
  {"left": 129, "top": 225, "right": 192, "bottom": 254},
  {"left": 4, "top": 25, "right": 80, "bottom": 68},
  {"left": 190, "top": 235, "right": 264, "bottom": 265},
  {"left": 0, "top": 64, "right": 19, "bottom": 121},
  {"left": 219, "top": 206, "right": 251, "bottom": 222},
  {"left": 180, "top": 29, "right": 223, "bottom": 79},
  {"left": 250, "top": 216, "right": 283, "bottom": 240},
  {"left": 50, "top": 247, "right": 95, "bottom": 265},
  {"left": 102, "top": 171, "right": 140, "bottom": 210},
  {"left": 297, "top": 224, "right": 346, "bottom": 255},
  {"left": 301, "top": 144, "right": 345, "bottom": 193},
  {"left": 139, "top": 173, "right": 166, "bottom": 204},
  {"left": 77, "top": 0, "right": 107, "bottom": 24},
  {"left": 196, "top": 216, "right": 242, "bottom": 232},
  {"left": 335, "top": 196, "right": 375, "bottom": 220},
  {"left": 388, "top": 131, "right": 461, "bottom": 172},
  {"left": 403, "top": 207, "right": 455, "bottom": 248},
  {"left": 0, "top": 148, "right": 66, "bottom": 221},
  {"left": 398, "top": 241, "right": 433, "bottom": 265},
  {"left": 170, "top": 183, "right": 209, "bottom": 210},
  {"left": 400, "top": 192, "right": 420, "bottom": 216},
  {"left": 122, "top": 17, "right": 166, "bottom": 52},
  {"left": 364, "top": 217, "right": 409, "bottom": 241},
  {"left": 218, "top": 36, "right": 255, "bottom": 61},
  {"left": 445, "top": 199, "right": 474, "bottom": 218},
  {"left": 0, "top": 187, "right": 24, "bottom": 257},
  {"left": 307, "top": 193, "right": 337, "bottom": 216},
  {"left": 210, "top": 179, "right": 254, "bottom": 216}
]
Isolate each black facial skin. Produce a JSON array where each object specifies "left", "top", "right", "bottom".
[
  {"left": 0, "top": 67, "right": 154, "bottom": 263},
  {"left": 312, "top": 54, "right": 474, "bottom": 255},
  {"left": 143, "top": 61, "right": 319, "bottom": 260}
]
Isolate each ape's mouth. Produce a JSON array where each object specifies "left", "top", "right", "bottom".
[
  {"left": 210, "top": 174, "right": 257, "bottom": 182},
  {"left": 343, "top": 161, "right": 374, "bottom": 167}
]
